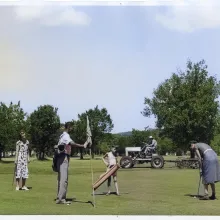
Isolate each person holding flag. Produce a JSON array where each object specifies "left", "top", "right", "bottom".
[{"left": 55, "top": 122, "right": 89, "bottom": 205}]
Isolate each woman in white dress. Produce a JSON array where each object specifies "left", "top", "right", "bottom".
[{"left": 14, "top": 131, "right": 30, "bottom": 191}]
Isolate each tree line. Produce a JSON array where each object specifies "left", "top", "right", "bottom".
[{"left": 1, "top": 59, "right": 220, "bottom": 160}]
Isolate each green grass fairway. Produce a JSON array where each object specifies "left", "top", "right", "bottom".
[{"left": 1, "top": 157, "right": 220, "bottom": 215}]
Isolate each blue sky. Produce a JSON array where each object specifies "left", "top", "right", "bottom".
[{"left": 1, "top": 2, "right": 220, "bottom": 133}]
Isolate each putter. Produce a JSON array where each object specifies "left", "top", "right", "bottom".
[
  {"left": 90, "top": 149, "right": 96, "bottom": 208},
  {"left": 197, "top": 175, "right": 201, "bottom": 197},
  {"left": 196, "top": 169, "right": 205, "bottom": 198}
]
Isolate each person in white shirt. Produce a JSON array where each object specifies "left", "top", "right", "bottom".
[
  {"left": 145, "top": 136, "right": 157, "bottom": 155},
  {"left": 102, "top": 147, "right": 120, "bottom": 196},
  {"left": 55, "top": 122, "right": 89, "bottom": 205}
]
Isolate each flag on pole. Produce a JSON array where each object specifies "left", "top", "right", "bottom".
[
  {"left": 87, "top": 115, "right": 96, "bottom": 207},
  {"left": 86, "top": 115, "right": 92, "bottom": 147}
]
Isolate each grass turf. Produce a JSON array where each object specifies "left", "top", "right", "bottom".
[{"left": 0, "top": 156, "right": 220, "bottom": 215}]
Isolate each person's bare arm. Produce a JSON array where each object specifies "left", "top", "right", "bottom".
[
  {"left": 27, "top": 152, "right": 30, "bottom": 162},
  {"left": 102, "top": 153, "right": 108, "bottom": 166},
  {"left": 15, "top": 143, "right": 19, "bottom": 164},
  {"left": 195, "top": 149, "right": 202, "bottom": 168},
  {"left": 115, "top": 153, "right": 119, "bottom": 164},
  {"left": 116, "top": 157, "right": 120, "bottom": 164},
  {"left": 27, "top": 144, "right": 30, "bottom": 163},
  {"left": 69, "top": 141, "right": 85, "bottom": 148}
]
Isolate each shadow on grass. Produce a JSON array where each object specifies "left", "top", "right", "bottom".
[
  {"left": 73, "top": 200, "right": 94, "bottom": 207},
  {"left": 54, "top": 197, "right": 76, "bottom": 201},
  {"left": 36, "top": 158, "right": 51, "bottom": 161},
  {"left": 118, "top": 166, "right": 178, "bottom": 170},
  {"left": 74, "top": 158, "right": 102, "bottom": 161},
  {"left": 118, "top": 167, "right": 156, "bottom": 171},
  {"left": 17, "top": 186, "right": 33, "bottom": 190},
  {"left": 184, "top": 194, "right": 203, "bottom": 198},
  {"left": 53, "top": 198, "right": 94, "bottom": 207},
  {"left": 0, "top": 160, "right": 15, "bottom": 164},
  {"left": 92, "top": 192, "right": 129, "bottom": 196},
  {"left": 0, "top": 158, "right": 51, "bottom": 163}
]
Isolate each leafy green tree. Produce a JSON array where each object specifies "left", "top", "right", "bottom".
[
  {"left": 98, "top": 141, "right": 110, "bottom": 154},
  {"left": 102, "top": 133, "right": 115, "bottom": 145},
  {"left": 0, "top": 101, "right": 27, "bottom": 160},
  {"left": 131, "top": 129, "right": 151, "bottom": 147},
  {"left": 107, "top": 133, "right": 120, "bottom": 146},
  {"left": 211, "top": 134, "right": 220, "bottom": 155},
  {"left": 97, "top": 133, "right": 133, "bottom": 156},
  {"left": 158, "top": 137, "right": 176, "bottom": 155},
  {"left": 130, "top": 128, "right": 175, "bottom": 155},
  {"left": 209, "top": 114, "right": 220, "bottom": 155},
  {"left": 96, "top": 133, "right": 116, "bottom": 154},
  {"left": 142, "top": 59, "right": 220, "bottom": 151},
  {"left": 70, "top": 119, "right": 86, "bottom": 159},
  {"left": 116, "top": 135, "right": 133, "bottom": 155},
  {"left": 28, "top": 105, "right": 60, "bottom": 160},
  {"left": 70, "top": 105, "right": 114, "bottom": 159}
]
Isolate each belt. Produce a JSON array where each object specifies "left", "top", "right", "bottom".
[{"left": 204, "top": 149, "right": 213, "bottom": 154}]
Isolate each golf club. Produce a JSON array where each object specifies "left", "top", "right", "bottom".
[{"left": 197, "top": 175, "right": 201, "bottom": 197}]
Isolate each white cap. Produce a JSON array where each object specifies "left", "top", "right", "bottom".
[{"left": 149, "top": 136, "right": 153, "bottom": 139}]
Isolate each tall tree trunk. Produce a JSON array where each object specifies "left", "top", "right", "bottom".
[
  {"left": 38, "top": 151, "right": 45, "bottom": 160},
  {"left": 0, "top": 144, "right": 2, "bottom": 161},
  {"left": 71, "top": 148, "right": 74, "bottom": 157},
  {"left": 91, "top": 145, "right": 95, "bottom": 159},
  {"left": 190, "top": 149, "right": 195, "bottom": 159},
  {"left": 79, "top": 148, "right": 84, "bottom": 160},
  {"left": 42, "top": 151, "right": 45, "bottom": 160}
]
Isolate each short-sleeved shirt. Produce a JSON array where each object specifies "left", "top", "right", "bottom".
[
  {"left": 152, "top": 139, "right": 157, "bottom": 147},
  {"left": 195, "top": 143, "right": 212, "bottom": 158},
  {"left": 58, "top": 132, "right": 74, "bottom": 155},
  {"left": 149, "top": 139, "right": 157, "bottom": 148},
  {"left": 107, "top": 152, "right": 116, "bottom": 167}
]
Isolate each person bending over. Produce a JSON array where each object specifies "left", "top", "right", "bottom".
[{"left": 190, "top": 141, "right": 220, "bottom": 200}]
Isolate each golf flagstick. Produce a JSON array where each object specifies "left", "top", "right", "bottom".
[
  {"left": 86, "top": 115, "right": 95, "bottom": 207},
  {"left": 90, "top": 148, "right": 96, "bottom": 208}
]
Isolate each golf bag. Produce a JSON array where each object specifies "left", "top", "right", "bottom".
[{"left": 52, "top": 144, "right": 65, "bottom": 172}]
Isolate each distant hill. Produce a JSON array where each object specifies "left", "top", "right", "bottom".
[{"left": 115, "top": 131, "right": 132, "bottom": 136}]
